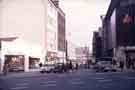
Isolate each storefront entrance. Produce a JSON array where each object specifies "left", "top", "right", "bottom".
[
  {"left": 29, "top": 56, "right": 40, "bottom": 69},
  {"left": 125, "top": 50, "right": 135, "bottom": 69},
  {"left": 4, "top": 55, "right": 25, "bottom": 72}
]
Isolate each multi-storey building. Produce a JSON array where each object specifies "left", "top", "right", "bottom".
[
  {"left": 92, "top": 31, "right": 102, "bottom": 62},
  {"left": 103, "top": 0, "right": 135, "bottom": 68},
  {"left": 75, "top": 47, "right": 90, "bottom": 65},
  {"left": 0, "top": 0, "right": 60, "bottom": 73},
  {"left": 57, "top": 7, "right": 66, "bottom": 63}
]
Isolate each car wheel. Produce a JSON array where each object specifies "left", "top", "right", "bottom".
[{"left": 40, "top": 71, "right": 45, "bottom": 73}]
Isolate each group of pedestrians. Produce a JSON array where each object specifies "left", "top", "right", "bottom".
[
  {"left": 61, "top": 61, "right": 79, "bottom": 72},
  {"left": 126, "top": 56, "right": 135, "bottom": 69}
]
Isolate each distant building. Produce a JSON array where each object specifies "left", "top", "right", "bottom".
[
  {"left": 92, "top": 30, "right": 102, "bottom": 62},
  {"left": 67, "top": 41, "right": 77, "bottom": 62},
  {"left": 75, "top": 47, "right": 90, "bottom": 65}
]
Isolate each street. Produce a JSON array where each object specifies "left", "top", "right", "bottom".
[{"left": 0, "top": 70, "right": 135, "bottom": 90}]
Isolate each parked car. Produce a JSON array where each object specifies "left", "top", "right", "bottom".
[
  {"left": 94, "top": 61, "right": 117, "bottom": 72},
  {"left": 40, "top": 64, "right": 55, "bottom": 73},
  {"left": 53, "top": 63, "right": 64, "bottom": 73}
]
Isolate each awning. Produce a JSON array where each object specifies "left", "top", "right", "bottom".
[{"left": 0, "top": 37, "right": 18, "bottom": 41}]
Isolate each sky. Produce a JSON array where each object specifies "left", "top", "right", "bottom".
[{"left": 59, "top": 0, "right": 111, "bottom": 51}]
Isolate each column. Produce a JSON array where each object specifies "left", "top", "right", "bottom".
[{"left": 24, "top": 55, "right": 29, "bottom": 72}]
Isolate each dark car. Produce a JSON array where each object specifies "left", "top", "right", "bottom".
[
  {"left": 53, "top": 63, "right": 64, "bottom": 73},
  {"left": 94, "top": 61, "right": 117, "bottom": 72}
]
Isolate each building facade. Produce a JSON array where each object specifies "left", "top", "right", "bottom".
[
  {"left": 67, "top": 41, "right": 77, "bottom": 63},
  {"left": 0, "top": 0, "right": 60, "bottom": 73},
  {"left": 103, "top": 0, "right": 135, "bottom": 68},
  {"left": 57, "top": 7, "right": 66, "bottom": 63},
  {"left": 75, "top": 47, "right": 90, "bottom": 65},
  {"left": 92, "top": 30, "right": 102, "bottom": 62}
]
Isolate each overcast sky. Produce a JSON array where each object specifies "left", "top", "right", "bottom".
[{"left": 59, "top": 0, "right": 111, "bottom": 51}]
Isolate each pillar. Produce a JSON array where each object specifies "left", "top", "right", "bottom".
[{"left": 24, "top": 55, "right": 29, "bottom": 72}]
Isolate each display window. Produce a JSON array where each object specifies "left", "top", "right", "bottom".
[{"left": 4, "top": 55, "right": 25, "bottom": 72}]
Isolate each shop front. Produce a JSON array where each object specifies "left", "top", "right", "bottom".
[
  {"left": 46, "top": 51, "right": 58, "bottom": 64},
  {"left": 4, "top": 55, "right": 25, "bottom": 72},
  {"left": 29, "top": 56, "right": 40, "bottom": 69}
]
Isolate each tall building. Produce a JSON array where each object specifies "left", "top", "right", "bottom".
[
  {"left": 57, "top": 7, "right": 66, "bottom": 63},
  {"left": 103, "top": 0, "right": 135, "bottom": 68},
  {"left": 0, "top": 0, "right": 59, "bottom": 73},
  {"left": 92, "top": 31, "right": 102, "bottom": 62}
]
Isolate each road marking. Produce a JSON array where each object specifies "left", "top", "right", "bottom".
[
  {"left": 124, "top": 77, "right": 135, "bottom": 80},
  {"left": 16, "top": 83, "right": 29, "bottom": 86},
  {"left": 40, "top": 84, "right": 56, "bottom": 87},
  {"left": 71, "top": 81, "right": 84, "bottom": 85},
  {"left": 93, "top": 77, "right": 105, "bottom": 80},
  {"left": 11, "top": 86, "right": 29, "bottom": 90},
  {"left": 98, "top": 79, "right": 112, "bottom": 82},
  {"left": 40, "top": 81, "right": 56, "bottom": 84},
  {"left": 21, "top": 79, "right": 29, "bottom": 82}
]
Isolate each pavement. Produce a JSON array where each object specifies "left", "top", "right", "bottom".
[
  {"left": 0, "top": 68, "right": 135, "bottom": 79},
  {"left": 0, "top": 69, "right": 94, "bottom": 79},
  {"left": 0, "top": 69, "right": 135, "bottom": 90}
]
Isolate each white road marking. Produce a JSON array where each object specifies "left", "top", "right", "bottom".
[
  {"left": 98, "top": 79, "right": 112, "bottom": 82},
  {"left": 21, "top": 79, "right": 29, "bottom": 82},
  {"left": 11, "top": 86, "right": 29, "bottom": 90},
  {"left": 124, "top": 77, "right": 135, "bottom": 80},
  {"left": 71, "top": 81, "right": 84, "bottom": 85},
  {"left": 40, "top": 84, "right": 56, "bottom": 87},
  {"left": 40, "top": 81, "right": 56, "bottom": 84},
  {"left": 93, "top": 77, "right": 105, "bottom": 80},
  {"left": 16, "top": 83, "right": 29, "bottom": 86}
]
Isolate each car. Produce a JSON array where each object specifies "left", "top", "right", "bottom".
[
  {"left": 52, "top": 63, "right": 64, "bottom": 73},
  {"left": 94, "top": 61, "right": 117, "bottom": 72},
  {"left": 40, "top": 64, "right": 55, "bottom": 73}
]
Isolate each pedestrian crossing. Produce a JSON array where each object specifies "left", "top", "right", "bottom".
[{"left": 4, "top": 72, "right": 135, "bottom": 90}]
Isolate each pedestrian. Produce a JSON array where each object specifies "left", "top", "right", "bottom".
[
  {"left": 75, "top": 63, "right": 78, "bottom": 70},
  {"left": 69, "top": 61, "right": 73, "bottom": 71},
  {"left": 120, "top": 61, "right": 124, "bottom": 72},
  {"left": 3, "top": 63, "right": 9, "bottom": 76},
  {"left": 39, "top": 62, "right": 43, "bottom": 67}
]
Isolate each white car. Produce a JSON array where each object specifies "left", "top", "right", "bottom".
[
  {"left": 40, "top": 64, "right": 55, "bottom": 73},
  {"left": 95, "top": 61, "right": 117, "bottom": 72}
]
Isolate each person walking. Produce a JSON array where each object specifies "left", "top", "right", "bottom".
[
  {"left": 39, "top": 62, "right": 43, "bottom": 67},
  {"left": 69, "top": 61, "right": 73, "bottom": 71},
  {"left": 3, "top": 63, "right": 9, "bottom": 76},
  {"left": 75, "top": 63, "right": 78, "bottom": 71},
  {"left": 120, "top": 61, "right": 124, "bottom": 72}
]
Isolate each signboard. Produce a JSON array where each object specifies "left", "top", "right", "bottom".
[{"left": 116, "top": 4, "right": 135, "bottom": 46}]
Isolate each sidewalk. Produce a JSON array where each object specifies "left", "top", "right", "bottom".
[
  {"left": 0, "top": 70, "right": 43, "bottom": 79},
  {"left": 1, "top": 68, "right": 135, "bottom": 79}
]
